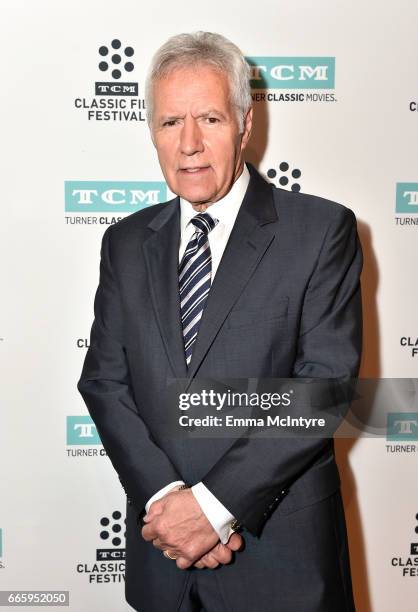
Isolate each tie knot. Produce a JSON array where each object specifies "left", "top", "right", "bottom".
[{"left": 190, "top": 212, "right": 218, "bottom": 235}]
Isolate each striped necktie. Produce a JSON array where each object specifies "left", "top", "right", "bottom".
[{"left": 179, "top": 212, "right": 219, "bottom": 367}]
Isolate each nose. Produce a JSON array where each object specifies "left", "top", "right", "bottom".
[{"left": 179, "top": 116, "right": 204, "bottom": 156}]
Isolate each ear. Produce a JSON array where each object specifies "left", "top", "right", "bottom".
[{"left": 240, "top": 107, "right": 253, "bottom": 151}]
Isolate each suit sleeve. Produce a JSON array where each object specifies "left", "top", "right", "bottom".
[
  {"left": 201, "top": 206, "right": 363, "bottom": 535},
  {"left": 77, "top": 225, "right": 182, "bottom": 512}
]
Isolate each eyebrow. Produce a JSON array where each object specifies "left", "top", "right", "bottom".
[
  {"left": 197, "top": 109, "right": 226, "bottom": 118},
  {"left": 158, "top": 109, "right": 227, "bottom": 123},
  {"left": 159, "top": 115, "right": 184, "bottom": 124}
]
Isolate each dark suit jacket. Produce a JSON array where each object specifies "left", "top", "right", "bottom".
[{"left": 78, "top": 163, "right": 362, "bottom": 612}]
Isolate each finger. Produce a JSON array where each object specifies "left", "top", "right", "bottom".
[
  {"left": 209, "top": 543, "right": 232, "bottom": 565},
  {"left": 152, "top": 538, "right": 164, "bottom": 550},
  {"left": 197, "top": 551, "right": 220, "bottom": 569},
  {"left": 141, "top": 524, "right": 158, "bottom": 541},
  {"left": 143, "top": 500, "right": 165, "bottom": 522},
  {"left": 176, "top": 556, "right": 193, "bottom": 570},
  {"left": 193, "top": 560, "right": 205, "bottom": 569},
  {"left": 194, "top": 542, "right": 233, "bottom": 568},
  {"left": 143, "top": 509, "right": 160, "bottom": 522},
  {"left": 201, "top": 552, "right": 219, "bottom": 569},
  {"left": 226, "top": 532, "right": 243, "bottom": 551}
]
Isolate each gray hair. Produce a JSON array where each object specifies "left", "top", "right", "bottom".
[{"left": 145, "top": 31, "right": 252, "bottom": 132}]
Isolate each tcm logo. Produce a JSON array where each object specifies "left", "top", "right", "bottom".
[
  {"left": 410, "top": 513, "right": 418, "bottom": 555},
  {"left": 97, "top": 510, "right": 126, "bottom": 561},
  {"left": 96, "top": 38, "right": 138, "bottom": 95},
  {"left": 387, "top": 413, "right": 418, "bottom": 441},
  {"left": 396, "top": 183, "right": 418, "bottom": 213},
  {"left": 65, "top": 181, "right": 167, "bottom": 213},
  {"left": 247, "top": 57, "right": 335, "bottom": 89},
  {"left": 67, "top": 416, "right": 101, "bottom": 445},
  {"left": 96, "top": 83, "right": 137, "bottom": 95}
]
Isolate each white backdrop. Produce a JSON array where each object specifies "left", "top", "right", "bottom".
[{"left": 1, "top": 1, "right": 418, "bottom": 610}]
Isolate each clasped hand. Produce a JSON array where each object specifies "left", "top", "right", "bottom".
[{"left": 141, "top": 488, "right": 242, "bottom": 569}]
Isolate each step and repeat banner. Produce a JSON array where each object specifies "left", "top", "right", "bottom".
[{"left": 1, "top": 0, "right": 417, "bottom": 610}]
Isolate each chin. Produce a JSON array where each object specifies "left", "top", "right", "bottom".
[{"left": 179, "top": 189, "right": 214, "bottom": 204}]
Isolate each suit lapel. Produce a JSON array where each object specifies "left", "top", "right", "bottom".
[
  {"left": 186, "top": 164, "right": 278, "bottom": 383},
  {"left": 142, "top": 199, "right": 188, "bottom": 380}
]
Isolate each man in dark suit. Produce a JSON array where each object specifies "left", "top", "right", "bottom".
[{"left": 78, "top": 31, "right": 362, "bottom": 611}]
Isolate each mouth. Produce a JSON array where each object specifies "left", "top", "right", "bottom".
[{"left": 179, "top": 166, "right": 210, "bottom": 175}]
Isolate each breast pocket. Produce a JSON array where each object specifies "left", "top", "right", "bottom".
[{"left": 226, "top": 297, "right": 289, "bottom": 330}]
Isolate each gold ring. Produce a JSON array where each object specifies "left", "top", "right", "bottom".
[{"left": 163, "top": 550, "right": 177, "bottom": 560}]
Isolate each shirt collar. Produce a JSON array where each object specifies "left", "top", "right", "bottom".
[{"left": 179, "top": 163, "right": 250, "bottom": 235}]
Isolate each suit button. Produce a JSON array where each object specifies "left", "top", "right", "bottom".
[{"left": 127, "top": 497, "right": 132, "bottom": 505}]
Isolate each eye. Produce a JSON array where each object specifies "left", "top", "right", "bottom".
[
  {"left": 206, "top": 117, "right": 220, "bottom": 124},
  {"left": 162, "top": 119, "right": 178, "bottom": 127}
]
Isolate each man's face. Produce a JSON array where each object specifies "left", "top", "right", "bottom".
[{"left": 150, "top": 64, "right": 252, "bottom": 207}]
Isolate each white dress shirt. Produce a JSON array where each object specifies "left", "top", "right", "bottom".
[{"left": 145, "top": 164, "right": 251, "bottom": 545}]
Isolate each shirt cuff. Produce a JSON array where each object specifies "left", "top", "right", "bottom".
[
  {"left": 145, "top": 480, "right": 185, "bottom": 514},
  {"left": 192, "top": 481, "right": 236, "bottom": 544}
]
